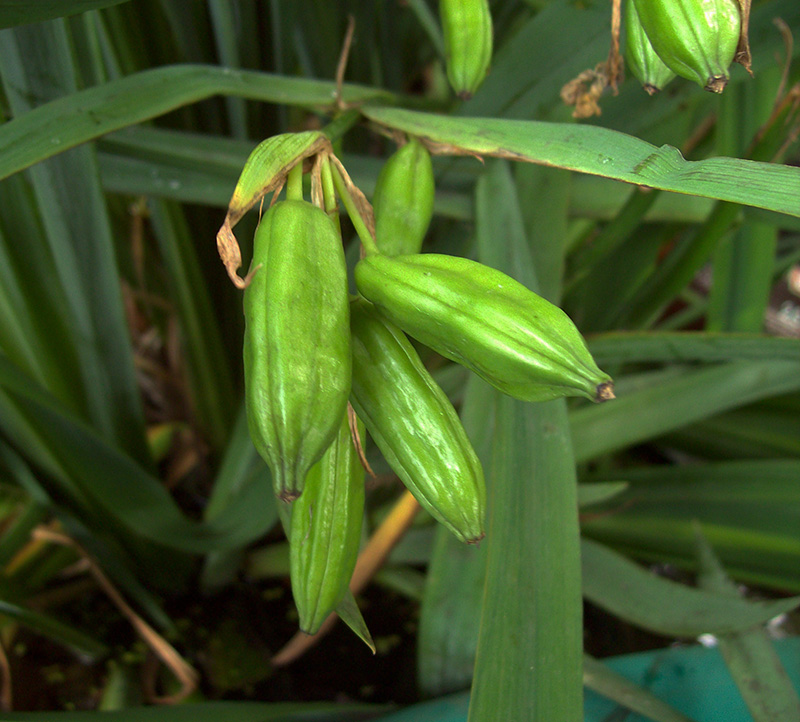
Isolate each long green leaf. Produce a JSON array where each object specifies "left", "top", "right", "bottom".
[
  {"left": 583, "top": 654, "right": 697, "bottom": 722},
  {"left": 0, "top": 599, "right": 108, "bottom": 658},
  {"left": 0, "top": 21, "right": 150, "bottom": 463},
  {"left": 695, "top": 528, "right": 800, "bottom": 722},
  {"left": 582, "top": 459, "right": 800, "bottom": 592},
  {"left": 582, "top": 538, "right": 800, "bottom": 637},
  {"left": 0, "top": 0, "right": 130, "bottom": 28},
  {"left": 571, "top": 360, "right": 800, "bottom": 464},
  {"left": 362, "top": 107, "right": 800, "bottom": 217},
  {"left": 0, "top": 356, "right": 272, "bottom": 554},
  {"left": 0, "top": 64, "right": 396, "bottom": 181},
  {"left": 469, "top": 160, "right": 582, "bottom": 722},
  {"left": 588, "top": 332, "right": 800, "bottom": 366},
  {"left": 417, "top": 374, "right": 494, "bottom": 697},
  {"left": 147, "top": 199, "right": 236, "bottom": 448}
]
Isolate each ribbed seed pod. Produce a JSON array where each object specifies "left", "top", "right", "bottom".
[
  {"left": 440, "top": 0, "right": 493, "bottom": 99},
  {"left": 632, "top": 0, "right": 740, "bottom": 93},
  {"left": 350, "top": 299, "right": 485, "bottom": 544},
  {"left": 289, "top": 411, "right": 364, "bottom": 634},
  {"left": 243, "top": 200, "right": 351, "bottom": 501},
  {"left": 354, "top": 253, "right": 613, "bottom": 404},
  {"left": 373, "top": 139, "right": 435, "bottom": 257},
  {"left": 624, "top": 0, "right": 676, "bottom": 95}
]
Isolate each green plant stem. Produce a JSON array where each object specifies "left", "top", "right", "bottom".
[
  {"left": 331, "top": 163, "right": 379, "bottom": 255},
  {"left": 286, "top": 162, "right": 303, "bottom": 201}
]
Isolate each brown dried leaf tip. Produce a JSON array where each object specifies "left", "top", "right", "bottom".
[
  {"left": 734, "top": 0, "right": 753, "bottom": 75},
  {"left": 216, "top": 220, "right": 248, "bottom": 289}
]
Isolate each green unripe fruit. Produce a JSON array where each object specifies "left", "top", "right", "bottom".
[
  {"left": 373, "top": 139, "right": 435, "bottom": 257},
  {"left": 243, "top": 200, "right": 351, "bottom": 501},
  {"left": 440, "top": 0, "right": 493, "bottom": 99},
  {"left": 289, "top": 411, "right": 364, "bottom": 634},
  {"left": 354, "top": 253, "right": 613, "bottom": 404},
  {"left": 624, "top": 0, "right": 676, "bottom": 94},
  {"left": 350, "top": 298, "right": 485, "bottom": 544},
  {"left": 632, "top": 0, "right": 740, "bottom": 93}
]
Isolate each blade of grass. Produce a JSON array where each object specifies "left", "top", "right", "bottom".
[
  {"left": 565, "top": 185, "right": 660, "bottom": 299},
  {"left": 0, "top": 64, "right": 396, "bottom": 181},
  {"left": 208, "top": 0, "right": 248, "bottom": 139},
  {"left": 417, "top": 375, "right": 494, "bottom": 698},
  {"left": 0, "top": 0, "right": 130, "bottom": 28},
  {"left": 0, "top": 21, "right": 150, "bottom": 464},
  {"left": 362, "top": 107, "right": 800, "bottom": 218},
  {"left": 583, "top": 654, "right": 698, "bottom": 722},
  {"left": 515, "top": 163, "right": 571, "bottom": 302},
  {"left": 707, "top": 74, "right": 782, "bottom": 333},
  {"left": 0, "top": 599, "right": 108, "bottom": 658},
  {"left": 570, "top": 222, "right": 677, "bottom": 332},
  {"left": 570, "top": 360, "right": 800, "bottom": 464},
  {"left": 708, "top": 221, "right": 778, "bottom": 332},
  {"left": 695, "top": 526, "right": 800, "bottom": 721},
  {"left": 581, "top": 537, "right": 800, "bottom": 637},
  {"left": 461, "top": 0, "right": 609, "bottom": 118},
  {"left": 662, "top": 401, "right": 800, "bottom": 459},
  {"left": 0, "top": 356, "right": 271, "bottom": 554},
  {"left": 469, "top": 160, "right": 582, "bottom": 722},
  {"left": 146, "top": 199, "right": 236, "bottom": 449},
  {"left": 201, "top": 405, "right": 277, "bottom": 590},
  {"left": 582, "top": 459, "right": 800, "bottom": 592},
  {"left": 404, "top": 0, "right": 444, "bottom": 59},
  {"left": 587, "top": 332, "right": 800, "bottom": 366}
]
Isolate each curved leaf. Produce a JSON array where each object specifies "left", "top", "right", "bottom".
[
  {"left": 0, "top": 64, "right": 396, "bottom": 181},
  {"left": 361, "top": 107, "right": 800, "bottom": 218},
  {"left": 582, "top": 538, "right": 800, "bottom": 637}
]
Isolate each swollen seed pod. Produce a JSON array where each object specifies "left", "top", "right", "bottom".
[
  {"left": 624, "top": 0, "right": 676, "bottom": 95},
  {"left": 289, "top": 411, "right": 364, "bottom": 635},
  {"left": 354, "top": 253, "right": 613, "bottom": 404},
  {"left": 350, "top": 299, "right": 485, "bottom": 544},
  {"left": 440, "top": 0, "right": 493, "bottom": 99},
  {"left": 243, "top": 200, "right": 351, "bottom": 501},
  {"left": 373, "top": 139, "right": 435, "bottom": 256},
  {"left": 632, "top": 0, "right": 740, "bottom": 93}
]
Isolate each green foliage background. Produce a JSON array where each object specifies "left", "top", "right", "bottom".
[{"left": 0, "top": 1, "right": 799, "bottom": 720}]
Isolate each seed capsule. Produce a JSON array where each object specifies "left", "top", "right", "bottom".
[
  {"left": 624, "top": 0, "right": 676, "bottom": 95},
  {"left": 354, "top": 253, "right": 613, "bottom": 404},
  {"left": 632, "top": 0, "right": 741, "bottom": 93},
  {"left": 243, "top": 200, "right": 351, "bottom": 501},
  {"left": 373, "top": 139, "right": 435, "bottom": 256},
  {"left": 440, "top": 0, "right": 493, "bottom": 99},
  {"left": 350, "top": 298, "right": 485, "bottom": 543},
  {"left": 289, "top": 411, "right": 364, "bottom": 634}
]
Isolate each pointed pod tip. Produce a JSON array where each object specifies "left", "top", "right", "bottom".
[
  {"left": 595, "top": 381, "right": 615, "bottom": 403},
  {"left": 704, "top": 75, "right": 729, "bottom": 94},
  {"left": 466, "top": 531, "right": 486, "bottom": 545}
]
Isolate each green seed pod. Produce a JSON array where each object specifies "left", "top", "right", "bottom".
[
  {"left": 632, "top": 0, "right": 740, "bottom": 93},
  {"left": 373, "top": 139, "right": 435, "bottom": 257},
  {"left": 624, "top": 0, "right": 676, "bottom": 95},
  {"left": 289, "top": 411, "right": 364, "bottom": 634},
  {"left": 244, "top": 199, "right": 351, "bottom": 501},
  {"left": 440, "top": 0, "right": 493, "bottom": 99},
  {"left": 354, "top": 253, "right": 613, "bottom": 404},
  {"left": 350, "top": 298, "right": 485, "bottom": 544}
]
